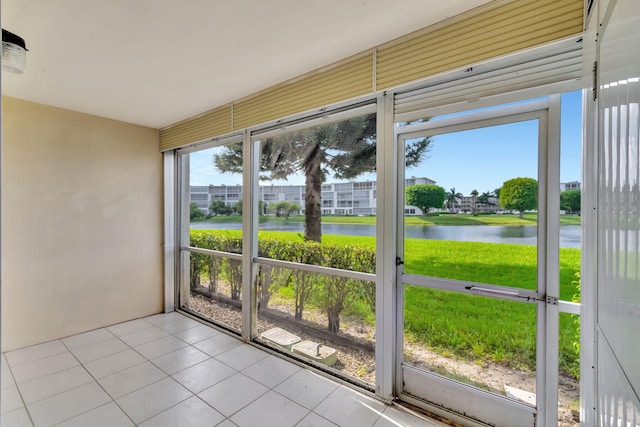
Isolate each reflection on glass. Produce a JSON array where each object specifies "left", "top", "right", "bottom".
[
  {"left": 188, "top": 142, "right": 243, "bottom": 241},
  {"left": 559, "top": 312, "right": 580, "bottom": 426},
  {"left": 402, "top": 121, "right": 539, "bottom": 290},
  {"left": 403, "top": 286, "right": 537, "bottom": 401},
  {"left": 182, "top": 252, "right": 242, "bottom": 333},
  {"left": 255, "top": 264, "right": 375, "bottom": 385}
]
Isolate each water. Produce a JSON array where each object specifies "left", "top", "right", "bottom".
[{"left": 191, "top": 221, "right": 582, "bottom": 248}]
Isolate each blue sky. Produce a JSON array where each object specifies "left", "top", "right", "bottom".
[{"left": 189, "top": 91, "right": 582, "bottom": 194}]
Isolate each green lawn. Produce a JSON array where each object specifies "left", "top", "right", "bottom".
[
  {"left": 199, "top": 213, "right": 581, "bottom": 226},
  {"left": 267, "top": 231, "right": 580, "bottom": 375},
  {"left": 193, "top": 229, "right": 581, "bottom": 377}
]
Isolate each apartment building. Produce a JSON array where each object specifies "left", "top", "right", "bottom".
[
  {"left": 457, "top": 196, "right": 501, "bottom": 214},
  {"left": 191, "top": 177, "right": 435, "bottom": 216},
  {"left": 561, "top": 181, "right": 582, "bottom": 191}
]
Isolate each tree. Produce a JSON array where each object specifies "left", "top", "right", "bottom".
[
  {"left": 405, "top": 184, "right": 446, "bottom": 214},
  {"left": 470, "top": 189, "right": 479, "bottom": 214},
  {"left": 209, "top": 200, "right": 233, "bottom": 216},
  {"left": 258, "top": 200, "right": 267, "bottom": 216},
  {"left": 493, "top": 187, "right": 502, "bottom": 202},
  {"left": 275, "top": 201, "right": 301, "bottom": 219},
  {"left": 446, "top": 187, "right": 463, "bottom": 212},
  {"left": 190, "top": 203, "right": 206, "bottom": 221},
  {"left": 478, "top": 191, "right": 493, "bottom": 206},
  {"left": 500, "top": 178, "right": 538, "bottom": 218},
  {"left": 319, "top": 246, "right": 371, "bottom": 333},
  {"left": 560, "top": 190, "right": 581, "bottom": 214},
  {"left": 234, "top": 200, "right": 242, "bottom": 215},
  {"left": 213, "top": 114, "right": 431, "bottom": 242}
]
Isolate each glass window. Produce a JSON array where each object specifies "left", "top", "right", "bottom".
[
  {"left": 179, "top": 137, "right": 244, "bottom": 332},
  {"left": 255, "top": 264, "right": 375, "bottom": 385},
  {"left": 403, "top": 286, "right": 537, "bottom": 397},
  {"left": 402, "top": 119, "right": 539, "bottom": 289},
  {"left": 253, "top": 111, "right": 377, "bottom": 271}
]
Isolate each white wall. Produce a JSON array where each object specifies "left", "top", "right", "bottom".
[
  {"left": 1, "top": 97, "right": 164, "bottom": 351},
  {"left": 592, "top": 0, "right": 640, "bottom": 423}
]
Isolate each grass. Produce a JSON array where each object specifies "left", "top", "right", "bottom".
[
  {"left": 329, "top": 233, "right": 579, "bottom": 374},
  {"left": 198, "top": 213, "right": 582, "bottom": 226},
  {"left": 193, "top": 228, "right": 581, "bottom": 377},
  {"left": 403, "top": 287, "right": 538, "bottom": 369}
]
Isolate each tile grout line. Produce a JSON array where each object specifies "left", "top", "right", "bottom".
[
  {"left": 239, "top": 355, "right": 302, "bottom": 389},
  {"left": 58, "top": 337, "right": 139, "bottom": 427},
  {"left": 10, "top": 316, "right": 222, "bottom": 427},
  {"left": 72, "top": 319, "right": 188, "bottom": 426},
  {"left": 157, "top": 328, "right": 308, "bottom": 424},
  {"left": 112, "top": 315, "right": 229, "bottom": 425},
  {"left": 4, "top": 347, "right": 69, "bottom": 370},
  {"left": 166, "top": 314, "right": 346, "bottom": 425},
  {"left": 2, "top": 354, "right": 36, "bottom": 427},
  {"left": 7, "top": 313, "right": 429, "bottom": 427},
  {"left": 73, "top": 316, "right": 213, "bottom": 425},
  {"left": 82, "top": 323, "right": 209, "bottom": 424},
  {"left": 197, "top": 371, "right": 267, "bottom": 420},
  {"left": 13, "top": 365, "right": 93, "bottom": 405},
  {"left": 134, "top": 393, "right": 201, "bottom": 426}
]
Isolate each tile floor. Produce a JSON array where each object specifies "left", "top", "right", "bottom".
[{"left": 1, "top": 312, "right": 443, "bottom": 427}]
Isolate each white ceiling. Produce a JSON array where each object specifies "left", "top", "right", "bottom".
[{"left": 1, "top": 0, "right": 490, "bottom": 129}]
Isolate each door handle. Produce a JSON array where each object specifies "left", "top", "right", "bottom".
[{"left": 465, "top": 286, "right": 520, "bottom": 298}]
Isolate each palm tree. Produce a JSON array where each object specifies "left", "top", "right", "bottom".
[
  {"left": 470, "top": 189, "right": 478, "bottom": 214},
  {"left": 478, "top": 191, "right": 496, "bottom": 212},
  {"left": 446, "top": 187, "right": 463, "bottom": 212},
  {"left": 478, "top": 191, "right": 492, "bottom": 205}
]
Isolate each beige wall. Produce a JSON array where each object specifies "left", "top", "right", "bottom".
[{"left": 1, "top": 97, "right": 163, "bottom": 351}]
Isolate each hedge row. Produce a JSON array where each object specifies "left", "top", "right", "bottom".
[{"left": 189, "top": 231, "right": 376, "bottom": 334}]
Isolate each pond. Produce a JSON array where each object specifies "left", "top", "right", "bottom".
[{"left": 191, "top": 221, "right": 581, "bottom": 248}]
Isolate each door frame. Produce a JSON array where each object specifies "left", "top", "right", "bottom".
[{"left": 393, "top": 96, "right": 561, "bottom": 427}]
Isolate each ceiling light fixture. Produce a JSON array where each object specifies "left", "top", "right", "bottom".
[{"left": 2, "top": 28, "right": 28, "bottom": 74}]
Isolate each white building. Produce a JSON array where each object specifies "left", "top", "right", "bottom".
[
  {"left": 560, "top": 181, "right": 581, "bottom": 191},
  {"left": 457, "top": 195, "right": 500, "bottom": 213},
  {"left": 191, "top": 176, "right": 436, "bottom": 215}
]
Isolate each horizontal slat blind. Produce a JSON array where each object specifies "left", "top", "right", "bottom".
[
  {"left": 159, "top": 105, "right": 232, "bottom": 151},
  {"left": 232, "top": 53, "right": 373, "bottom": 130},
  {"left": 394, "top": 42, "right": 582, "bottom": 122},
  {"left": 159, "top": 0, "right": 583, "bottom": 151},
  {"left": 377, "top": 0, "right": 583, "bottom": 90}
]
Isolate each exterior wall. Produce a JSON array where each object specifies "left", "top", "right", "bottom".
[
  {"left": 560, "top": 181, "right": 581, "bottom": 190},
  {"left": 1, "top": 97, "right": 163, "bottom": 351}
]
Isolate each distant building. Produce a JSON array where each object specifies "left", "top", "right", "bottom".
[
  {"left": 190, "top": 176, "right": 436, "bottom": 215},
  {"left": 560, "top": 181, "right": 581, "bottom": 191},
  {"left": 190, "top": 184, "right": 243, "bottom": 211},
  {"left": 458, "top": 196, "right": 500, "bottom": 213},
  {"left": 404, "top": 177, "right": 436, "bottom": 187}
]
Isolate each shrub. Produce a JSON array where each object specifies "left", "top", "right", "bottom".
[{"left": 190, "top": 231, "right": 376, "bottom": 332}]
